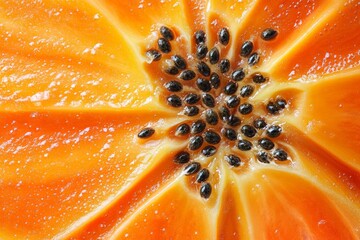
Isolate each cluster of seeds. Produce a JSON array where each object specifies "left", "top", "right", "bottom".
[{"left": 139, "top": 26, "right": 289, "bottom": 199}]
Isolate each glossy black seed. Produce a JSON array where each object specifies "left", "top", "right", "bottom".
[
  {"left": 226, "top": 95, "right": 240, "bottom": 108},
  {"left": 266, "top": 101, "right": 280, "bottom": 115},
  {"left": 241, "top": 125, "right": 257, "bottom": 138},
  {"left": 204, "top": 130, "right": 221, "bottom": 144},
  {"left": 231, "top": 69, "right": 245, "bottom": 81},
  {"left": 219, "top": 59, "right": 230, "bottom": 73},
  {"left": 205, "top": 109, "right": 219, "bottom": 125},
  {"left": 258, "top": 138, "right": 275, "bottom": 150},
  {"left": 196, "top": 168, "right": 210, "bottom": 183},
  {"left": 257, "top": 151, "right": 270, "bottom": 163},
  {"left": 191, "top": 120, "right": 206, "bottom": 134},
  {"left": 225, "top": 154, "right": 241, "bottom": 167},
  {"left": 238, "top": 103, "right": 253, "bottom": 115},
  {"left": 171, "top": 55, "right": 187, "bottom": 69},
  {"left": 195, "top": 30, "right": 206, "bottom": 44},
  {"left": 175, "top": 123, "right": 190, "bottom": 136},
  {"left": 237, "top": 139, "right": 252, "bottom": 151},
  {"left": 276, "top": 98, "right": 287, "bottom": 109},
  {"left": 188, "top": 136, "right": 204, "bottom": 150},
  {"left": 165, "top": 65, "right": 179, "bottom": 75},
  {"left": 219, "top": 106, "right": 230, "bottom": 121},
  {"left": 240, "top": 85, "right": 254, "bottom": 98},
  {"left": 200, "top": 182, "right": 212, "bottom": 199},
  {"left": 248, "top": 52, "right": 260, "bottom": 66},
  {"left": 164, "top": 80, "right": 183, "bottom": 92},
  {"left": 184, "top": 106, "right": 199, "bottom": 116},
  {"left": 197, "top": 61, "right": 211, "bottom": 77},
  {"left": 219, "top": 28, "right": 230, "bottom": 45},
  {"left": 146, "top": 49, "right": 162, "bottom": 61},
  {"left": 223, "top": 81, "right": 238, "bottom": 95},
  {"left": 221, "top": 128, "right": 237, "bottom": 141},
  {"left": 240, "top": 41, "right": 254, "bottom": 57},
  {"left": 196, "top": 78, "right": 211, "bottom": 92},
  {"left": 158, "top": 37, "right": 171, "bottom": 53},
  {"left": 196, "top": 44, "right": 208, "bottom": 59},
  {"left": 160, "top": 26, "right": 174, "bottom": 40},
  {"left": 202, "top": 93, "right": 216, "bottom": 108},
  {"left": 266, "top": 125, "right": 282, "bottom": 138},
  {"left": 184, "top": 93, "right": 200, "bottom": 105},
  {"left": 227, "top": 115, "right": 241, "bottom": 127},
  {"left": 137, "top": 127, "right": 155, "bottom": 138},
  {"left": 210, "top": 72, "right": 220, "bottom": 89},
  {"left": 167, "top": 94, "right": 182, "bottom": 107},
  {"left": 209, "top": 47, "right": 220, "bottom": 64},
  {"left": 179, "top": 70, "right": 196, "bottom": 81},
  {"left": 183, "top": 162, "right": 201, "bottom": 175},
  {"left": 261, "top": 28, "right": 278, "bottom": 41},
  {"left": 252, "top": 73, "right": 267, "bottom": 84},
  {"left": 174, "top": 151, "right": 190, "bottom": 164},
  {"left": 253, "top": 118, "right": 267, "bottom": 129},
  {"left": 202, "top": 145, "right": 217, "bottom": 157},
  {"left": 273, "top": 149, "right": 288, "bottom": 161}
]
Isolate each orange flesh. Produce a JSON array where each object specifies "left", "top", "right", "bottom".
[{"left": 0, "top": 0, "right": 360, "bottom": 239}]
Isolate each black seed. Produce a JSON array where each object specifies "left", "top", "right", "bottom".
[
  {"left": 184, "top": 106, "right": 199, "bottom": 116},
  {"left": 167, "top": 94, "right": 182, "bottom": 107},
  {"left": 226, "top": 95, "right": 240, "bottom": 108},
  {"left": 197, "top": 61, "right": 211, "bottom": 77},
  {"left": 238, "top": 103, "right": 253, "bottom": 115},
  {"left": 195, "top": 30, "right": 206, "bottom": 44},
  {"left": 175, "top": 123, "right": 190, "bottom": 136},
  {"left": 189, "top": 136, "right": 204, "bottom": 150},
  {"left": 261, "top": 28, "right": 278, "bottom": 41},
  {"left": 257, "top": 151, "right": 270, "bottom": 163},
  {"left": 160, "top": 26, "right": 174, "bottom": 41},
  {"left": 276, "top": 98, "right": 287, "bottom": 109},
  {"left": 253, "top": 118, "right": 267, "bottom": 129},
  {"left": 174, "top": 151, "right": 190, "bottom": 164},
  {"left": 165, "top": 65, "right": 179, "bottom": 75},
  {"left": 200, "top": 182, "right": 212, "bottom": 199},
  {"left": 184, "top": 93, "right": 200, "bottom": 105},
  {"left": 225, "top": 154, "right": 241, "bottom": 167},
  {"left": 210, "top": 72, "right": 220, "bottom": 89},
  {"left": 179, "top": 70, "right": 196, "bottom": 81},
  {"left": 219, "top": 28, "right": 230, "bottom": 45},
  {"left": 219, "top": 106, "right": 230, "bottom": 122},
  {"left": 183, "top": 161, "right": 201, "bottom": 175},
  {"left": 231, "top": 69, "right": 245, "bottom": 81},
  {"left": 273, "top": 148, "right": 288, "bottom": 161},
  {"left": 137, "top": 127, "right": 155, "bottom": 138},
  {"left": 240, "top": 85, "right": 254, "bottom": 98},
  {"left": 266, "top": 125, "right": 282, "bottom": 138},
  {"left": 191, "top": 120, "right": 206, "bottom": 134},
  {"left": 248, "top": 52, "right": 260, "bottom": 66},
  {"left": 158, "top": 37, "right": 171, "bottom": 53},
  {"left": 171, "top": 55, "right": 187, "bottom": 69},
  {"left": 228, "top": 115, "right": 241, "bottom": 127},
  {"left": 252, "top": 73, "right": 267, "bottom": 84},
  {"left": 204, "top": 130, "right": 221, "bottom": 144},
  {"left": 202, "top": 145, "right": 217, "bottom": 157},
  {"left": 146, "top": 49, "right": 162, "bottom": 61},
  {"left": 266, "top": 101, "right": 280, "bottom": 115},
  {"left": 219, "top": 59, "right": 230, "bottom": 73},
  {"left": 205, "top": 109, "right": 219, "bottom": 125},
  {"left": 221, "top": 128, "right": 237, "bottom": 141},
  {"left": 164, "top": 80, "right": 183, "bottom": 92},
  {"left": 196, "top": 78, "right": 212, "bottom": 92},
  {"left": 224, "top": 81, "right": 238, "bottom": 95},
  {"left": 196, "top": 44, "right": 208, "bottom": 59},
  {"left": 237, "top": 139, "right": 252, "bottom": 151},
  {"left": 209, "top": 47, "right": 220, "bottom": 64},
  {"left": 258, "top": 138, "right": 275, "bottom": 150},
  {"left": 196, "top": 169, "right": 210, "bottom": 183},
  {"left": 240, "top": 41, "right": 253, "bottom": 57},
  {"left": 241, "top": 125, "right": 257, "bottom": 138},
  {"left": 202, "top": 93, "right": 216, "bottom": 108}
]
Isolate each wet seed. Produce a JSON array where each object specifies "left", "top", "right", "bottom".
[
  {"left": 257, "top": 151, "right": 270, "bottom": 163},
  {"left": 160, "top": 26, "right": 174, "bottom": 41},
  {"left": 240, "top": 85, "right": 254, "bottom": 98},
  {"left": 189, "top": 136, "right": 204, "bottom": 150},
  {"left": 224, "top": 81, "right": 238, "bottom": 95},
  {"left": 273, "top": 148, "right": 288, "bottom": 161},
  {"left": 138, "top": 127, "right": 155, "bottom": 138},
  {"left": 200, "top": 182, "right": 212, "bottom": 199},
  {"left": 184, "top": 105, "right": 199, "bottom": 116},
  {"left": 197, "top": 61, "right": 211, "bottom": 77},
  {"left": 219, "top": 59, "right": 230, "bottom": 73},
  {"left": 146, "top": 49, "right": 162, "bottom": 61},
  {"left": 226, "top": 95, "right": 240, "bottom": 108},
  {"left": 219, "top": 106, "right": 230, "bottom": 121},
  {"left": 171, "top": 55, "right": 187, "bottom": 69},
  {"left": 253, "top": 118, "right": 267, "bottom": 129},
  {"left": 238, "top": 103, "right": 253, "bottom": 115},
  {"left": 204, "top": 130, "right": 221, "bottom": 144},
  {"left": 196, "top": 44, "right": 208, "bottom": 59},
  {"left": 210, "top": 72, "right": 220, "bottom": 89},
  {"left": 261, "top": 28, "right": 278, "bottom": 41},
  {"left": 227, "top": 115, "right": 241, "bottom": 127},
  {"left": 202, "top": 93, "right": 216, "bottom": 108},
  {"left": 174, "top": 151, "right": 190, "bottom": 164},
  {"left": 237, "top": 139, "right": 252, "bottom": 151},
  {"left": 195, "top": 30, "right": 206, "bottom": 44},
  {"left": 252, "top": 73, "right": 267, "bottom": 84},
  {"left": 225, "top": 154, "right": 241, "bottom": 167},
  {"left": 266, "top": 101, "right": 280, "bottom": 115},
  {"left": 179, "top": 70, "right": 196, "bottom": 81},
  {"left": 158, "top": 37, "right": 171, "bottom": 53},
  {"left": 209, "top": 47, "right": 220, "bottom": 64},
  {"left": 167, "top": 94, "right": 182, "bottom": 107},
  {"left": 191, "top": 120, "right": 207, "bottom": 134},
  {"left": 183, "top": 161, "right": 201, "bottom": 175},
  {"left": 164, "top": 80, "right": 183, "bottom": 92},
  {"left": 175, "top": 123, "right": 190, "bottom": 136},
  {"left": 196, "top": 168, "right": 210, "bottom": 183},
  {"left": 205, "top": 109, "right": 219, "bottom": 125},
  {"left": 202, "top": 145, "right": 217, "bottom": 157},
  {"left": 258, "top": 138, "right": 275, "bottom": 150},
  {"left": 241, "top": 125, "right": 257, "bottom": 138},
  {"left": 231, "top": 69, "right": 245, "bottom": 81},
  {"left": 276, "top": 98, "right": 287, "bottom": 109},
  {"left": 219, "top": 28, "right": 230, "bottom": 45},
  {"left": 165, "top": 65, "right": 179, "bottom": 75},
  {"left": 266, "top": 125, "right": 282, "bottom": 138},
  {"left": 184, "top": 93, "right": 200, "bottom": 105},
  {"left": 221, "top": 128, "right": 237, "bottom": 141},
  {"left": 196, "top": 78, "right": 212, "bottom": 92},
  {"left": 248, "top": 52, "right": 260, "bottom": 66},
  {"left": 240, "top": 41, "right": 253, "bottom": 57}
]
